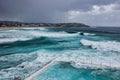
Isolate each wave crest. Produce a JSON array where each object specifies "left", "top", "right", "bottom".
[
  {"left": 80, "top": 32, "right": 95, "bottom": 36},
  {"left": 80, "top": 39, "right": 120, "bottom": 52},
  {"left": 0, "top": 28, "right": 79, "bottom": 44},
  {"left": 0, "top": 49, "right": 120, "bottom": 79}
]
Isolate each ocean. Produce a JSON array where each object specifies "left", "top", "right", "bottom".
[{"left": 0, "top": 27, "right": 120, "bottom": 80}]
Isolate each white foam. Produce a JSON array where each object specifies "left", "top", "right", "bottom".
[
  {"left": 0, "top": 38, "right": 32, "bottom": 43},
  {"left": 56, "top": 51, "right": 120, "bottom": 69},
  {"left": 19, "top": 27, "right": 47, "bottom": 31},
  {"left": 80, "top": 39, "right": 120, "bottom": 52},
  {"left": 0, "top": 49, "right": 120, "bottom": 79},
  {"left": 29, "top": 31, "right": 79, "bottom": 38},
  {"left": 0, "top": 53, "right": 36, "bottom": 61},
  {"left": 0, "top": 28, "right": 79, "bottom": 44},
  {"left": 0, "top": 50, "right": 58, "bottom": 79},
  {"left": 0, "top": 29, "right": 33, "bottom": 43},
  {"left": 79, "top": 32, "right": 96, "bottom": 36},
  {"left": 83, "top": 33, "right": 95, "bottom": 36}
]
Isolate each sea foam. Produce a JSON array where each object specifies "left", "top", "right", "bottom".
[
  {"left": 0, "top": 38, "right": 32, "bottom": 43},
  {"left": 0, "top": 49, "right": 120, "bottom": 79},
  {"left": 0, "top": 28, "right": 79, "bottom": 44},
  {"left": 0, "top": 50, "right": 58, "bottom": 79},
  {"left": 80, "top": 32, "right": 95, "bottom": 36},
  {"left": 30, "top": 31, "right": 79, "bottom": 38},
  {"left": 80, "top": 39, "right": 120, "bottom": 52}
]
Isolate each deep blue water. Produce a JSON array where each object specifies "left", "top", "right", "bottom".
[{"left": 0, "top": 27, "right": 120, "bottom": 80}]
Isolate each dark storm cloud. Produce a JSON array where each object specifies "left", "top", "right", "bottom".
[
  {"left": 0, "top": 0, "right": 29, "bottom": 21},
  {"left": 0, "top": 0, "right": 27, "bottom": 14},
  {"left": 0, "top": 0, "right": 120, "bottom": 26}
]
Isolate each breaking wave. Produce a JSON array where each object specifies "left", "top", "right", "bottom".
[
  {"left": 0, "top": 38, "right": 32, "bottom": 43},
  {"left": 56, "top": 50, "right": 120, "bottom": 69},
  {"left": 0, "top": 27, "right": 120, "bottom": 80},
  {"left": 29, "top": 31, "right": 79, "bottom": 38},
  {"left": 0, "top": 50, "right": 58, "bottom": 80},
  {"left": 0, "top": 49, "right": 120, "bottom": 79},
  {"left": 80, "top": 39, "right": 120, "bottom": 52},
  {"left": 0, "top": 28, "right": 79, "bottom": 44},
  {"left": 19, "top": 27, "right": 47, "bottom": 31},
  {"left": 79, "top": 32, "right": 95, "bottom": 36}
]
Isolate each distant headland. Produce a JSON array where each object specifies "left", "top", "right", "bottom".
[{"left": 0, "top": 21, "right": 89, "bottom": 27}]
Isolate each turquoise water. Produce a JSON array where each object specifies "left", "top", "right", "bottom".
[
  {"left": 0, "top": 27, "right": 120, "bottom": 80},
  {"left": 32, "top": 62, "right": 120, "bottom": 80}
]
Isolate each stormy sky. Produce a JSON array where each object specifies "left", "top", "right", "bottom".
[{"left": 0, "top": 0, "right": 120, "bottom": 26}]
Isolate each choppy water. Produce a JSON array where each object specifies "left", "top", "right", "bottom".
[{"left": 0, "top": 27, "right": 120, "bottom": 80}]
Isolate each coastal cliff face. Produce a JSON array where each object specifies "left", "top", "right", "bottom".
[{"left": 0, "top": 21, "right": 89, "bottom": 27}]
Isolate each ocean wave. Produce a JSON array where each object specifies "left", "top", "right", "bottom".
[
  {"left": 0, "top": 38, "right": 32, "bottom": 44},
  {"left": 29, "top": 31, "right": 79, "bottom": 38},
  {"left": 0, "top": 28, "right": 79, "bottom": 44},
  {"left": 80, "top": 39, "right": 120, "bottom": 52},
  {"left": 80, "top": 32, "right": 95, "bottom": 36},
  {"left": 0, "top": 49, "right": 119, "bottom": 79},
  {"left": 0, "top": 50, "right": 58, "bottom": 79},
  {"left": 17, "top": 27, "right": 47, "bottom": 31},
  {"left": 56, "top": 51, "right": 120, "bottom": 69}
]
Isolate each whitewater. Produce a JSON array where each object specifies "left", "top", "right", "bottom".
[{"left": 0, "top": 27, "right": 120, "bottom": 80}]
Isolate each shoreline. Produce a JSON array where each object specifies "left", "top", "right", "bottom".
[
  {"left": 0, "top": 26, "right": 89, "bottom": 30},
  {"left": 0, "top": 27, "right": 18, "bottom": 30},
  {"left": 0, "top": 27, "right": 47, "bottom": 30}
]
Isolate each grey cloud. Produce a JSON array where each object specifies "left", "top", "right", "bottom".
[
  {"left": 0, "top": 0, "right": 120, "bottom": 26},
  {"left": 68, "top": 0, "right": 117, "bottom": 11}
]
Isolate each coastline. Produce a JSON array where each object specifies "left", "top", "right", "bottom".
[
  {"left": 0, "top": 27, "right": 17, "bottom": 30},
  {"left": 0, "top": 26, "right": 47, "bottom": 30},
  {"left": 0, "top": 27, "right": 27, "bottom": 30},
  {"left": 0, "top": 26, "right": 88, "bottom": 30}
]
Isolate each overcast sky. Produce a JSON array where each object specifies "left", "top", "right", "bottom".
[{"left": 0, "top": 0, "right": 120, "bottom": 26}]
